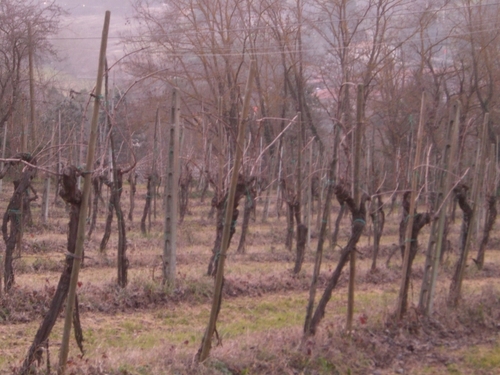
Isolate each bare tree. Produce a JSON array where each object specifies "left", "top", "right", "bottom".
[{"left": 0, "top": 1, "right": 62, "bottom": 131}]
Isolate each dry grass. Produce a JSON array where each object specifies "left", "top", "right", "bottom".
[{"left": 0, "top": 178, "right": 500, "bottom": 374}]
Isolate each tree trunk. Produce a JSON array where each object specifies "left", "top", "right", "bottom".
[
  {"left": 207, "top": 177, "right": 249, "bottom": 276},
  {"left": 285, "top": 200, "right": 295, "bottom": 251},
  {"left": 114, "top": 171, "right": 128, "bottom": 287},
  {"left": 261, "top": 151, "right": 278, "bottom": 222},
  {"left": 140, "top": 175, "right": 153, "bottom": 234},
  {"left": 475, "top": 195, "right": 497, "bottom": 269},
  {"left": 1, "top": 154, "right": 37, "bottom": 291},
  {"left": 87, "top": 176, "right": 102, "bottom": 239},
  {"left": 330, "top": 203, "right": 346, "bottom": 251},
  {"left": 99, "top": 184, "right": 114, "bottom": 252},
  {"left": 306, "top": 185, "right": 368, "bottom": 336},
  {"left": 200, "top": 173, "right": 210, "bottom": 204},
  {"left": 41, "top": 174, "right": 50, "bottom": 223},
  {"left": 128, "top": 170, "right": 136, "bottom": 222},
  {"left": 179, "top": 165, "right": 192, "bottom": 224},
  {"left": 449, "top": 184, "right": 473, "bottom": 303},
  {"left": 237, "top": 183, "right": 256, "bottom": 254},
  {"left": 293, "top": 223, "right": 308, "bottom": 273},
  {"left": 304, "top": 157, "right": 336, "bottom": 335},
  {"left": 293, "top": 198, "right": 308, "bottom": 274},
  {"left": 370, "top": 195, "right": 385, "bottom": 271},
  {"left": 398, "top": 192, "right": 430, "bottom": 316},
  {"left": 448, "top": 114, "right": 489, "bottom": 308},
  {"left": 293, "top": 111, "right": 308, "bottom": 275}
]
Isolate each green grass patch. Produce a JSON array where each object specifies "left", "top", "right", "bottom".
[
  {"left": 465, "top": 340, "right": 500, "bottom": 371},
  {"left": 445, "top": 363, "right": 462, "bottom": 374},
  {"left": 217, "top": 293, "right": 307, "bottom": 338}
]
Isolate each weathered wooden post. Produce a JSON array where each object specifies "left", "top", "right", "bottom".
[
  {"left": 163, "top": 88, "right": 180, "bottom": 285},
  {"left": 346, "top": 84, "right": 364, "bottom": 332},
  {"left": 197, "top": 61, "right": 255, "bottom": 362},
  {"left": 57, "top": 11, "right": 110, "bottom": 375},
  {"left": 395, "top": 91, "right": 426, "bottom": 320},
  {"left": 419, "top": 101, "right": 460, "bottom": 315}
]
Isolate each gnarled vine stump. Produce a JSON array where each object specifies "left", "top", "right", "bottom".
[{"left": 20, "top": 166, "right": 84, "bottom": 374}]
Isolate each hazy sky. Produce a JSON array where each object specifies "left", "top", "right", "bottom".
[{"left": 50, "top": 0, "right": 135, "bottom": 84}]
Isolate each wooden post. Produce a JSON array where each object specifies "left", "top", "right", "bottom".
[
  {"left": 152, "top": 107, "right": 159, "bottom": 221},
  {"left": 58, "top": 11, "right": 110, "bottom": 375},
  {"left": 293, "top": 112, "right": 308, "bottom": 274},
  {"left": 424, "top": 145, "right": 432, "bottom": 207},
  {"left": 346, "top": 84, "right": 364, "bottom": 332},
  {"left": 163, "top": 89, "right": 180, "bottom": 285},
  {"left": 54, "top": 110, "right": 62, "bottom": 204},
  {"left": 104, "top": 58, "right": 128, "bottom": 288},
  {"left": 296, "top": 111, "right": 302, "bottom": 214},
  {"left": 276, "top": 145, "right": 283, "bottom": 217},
  {"left": 419, "top": 101, "right": 460, "bottom": 315},
  {"left": 28, "top": 24, "right": 36, "bottom": 151},
  {"left": 0, "top": 122, "right": 7, "bottom": 193},
  {"left": 258, "top": 135, "right": 263, "bottom": 193},
  {"left": 395, "top": 92, "right": 426, "bottom": 320},
  {"left": 474, "top": 141, "right": 496, "bottom": 269},
  {"left": 217, "top": 96, "right": 224, "bottom": 201},
  {"left": 17, "top": 102, "right": 27, "bottom": 253},
  {"left": 306, "top": 140, "right": 313, "bottom": 247},
  {"left": 0, "top": 117, "right": 4, "bottom": 289},
  {"left": 304, "top": 124, "right": 339, "bottom": 335},
  {"left": 42, "top": 123, "right": 56, "bottom": 222},
  {"left": 21, "top": 100, "right": 27, "bottom": 153},
  {"left": 261, "top": 147, "right": 277, "bottom": 222},
  {"left": 198, "top": 61, "right": 255, "bottom": 362}
]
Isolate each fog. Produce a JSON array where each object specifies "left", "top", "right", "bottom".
[{"left": 50, "top": 0, "right": 135, "bottom": 85}]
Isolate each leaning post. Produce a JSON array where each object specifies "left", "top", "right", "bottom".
[
  {"left": 57, "top": 11, "right": 110, "bottom": 375},
  {"left": 197, "top": 60, "right": 256, "bottom": 362}
]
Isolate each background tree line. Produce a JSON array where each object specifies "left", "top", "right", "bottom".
[{"left": 1, "top": 0, "right": 500, "bottom": 371}]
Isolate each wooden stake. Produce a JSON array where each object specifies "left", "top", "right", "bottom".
[
  {"left": 297, "top": 112, "right": 302, "bottom": 215},
  {"left": 346, "top": 84, "right": 364, "bottom": 332},
  {"left": 395, "top": 91, "right": 426, "bottom": 320},
  {"left": 163, "top": 88, "right": 180, "bottom": 285},
  {"left": 276, "top": 145, "right": 283, "bottom": 217},
  {"left": 217, "top": 96, "right": 224, "bottom": 201},
  {"left": 42, "top": 123, "right": 56, "bottom": 222},
  {"left": 0, "top": 120, "right": 7, "bottom": 193},
  {"left": 304, "top": 125, "right": 339, "bottom": 335},
  {"left": 419, "top": 100, "right": 460, "bottom": 315},
  {"left": 198, "top": 61, "right": 255, "bottom": 362},
  {"left": 28, "top": 24, "right": 36, "bottom": 150},
  {"left": 152, "top": 107, "right": 159, "bottom": 221},
  {"left": 58, "top": 11, "right": 110, "bottom": 374},
  {"left": 306, "top": 140, "right": 313, "bottom": 247},
  {"left": 54, "top": 110, "right": 61, "bottom": 204},
  {"left": 21, "top": 100, "right": 27, "bottom": 153}
]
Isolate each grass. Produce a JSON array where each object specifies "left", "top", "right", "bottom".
[
  {"left": 465, "top": 339, "right": 500, "bottom": 372},
  {"left": 218, "top": 292, "right": 307, "bottom": 338},
  {"left": 1, "top": 178, "right": 500, "bottom": 374}
]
